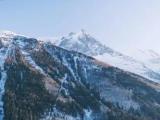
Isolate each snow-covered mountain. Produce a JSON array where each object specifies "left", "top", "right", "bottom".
[
  {"left": 46, "top": 30, "right": 112, "bottom": 56},
  {"left": 0, "top": 31, "right": 160, "bottom": 120},
  {"left": 124, "top": 49, "right": 160, "bottom": 72},
  {"left": 45, "top": 30, "right": 160, "bottom": 83}
]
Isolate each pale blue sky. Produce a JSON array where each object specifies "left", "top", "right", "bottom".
[{"left": 1, "top": 0, "right": 160, "bottom": 52}]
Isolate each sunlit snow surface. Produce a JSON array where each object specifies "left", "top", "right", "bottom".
[{"left": 124, "top": 49, "right": 160, "bottom": 72}]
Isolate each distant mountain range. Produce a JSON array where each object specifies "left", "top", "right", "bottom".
[{"left": 0, "top": 30, "right": 159, "bottom": 120}]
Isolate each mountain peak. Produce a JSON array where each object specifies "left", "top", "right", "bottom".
[
  {"left": 0, "top": 30, "right": 27, "bottom": 39},
  {"left": 0, "top": 30, "right": 17, "bottom": 37},
  {"left": 53, "top": 30, "right": 111, "bottom": 56},
  {"left": 77, "top": 29, "right": 90, "bottom": 38},
  {"left": 67, "top": 29, "right": 89, "bottom": 39},
  {"left": 68, "top": 32, "right": 76, "bottom": 36},
  {"left": 80, "top": 29, "right": 87, "bottom": 35}
]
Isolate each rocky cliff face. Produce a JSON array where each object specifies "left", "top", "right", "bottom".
[{"left": 0, "top": 33, "right": 160, "bottom": 120}]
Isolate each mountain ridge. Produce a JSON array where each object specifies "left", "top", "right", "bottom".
[
  {"left": 0, "top": 31, "right": 160, "bottom": 119},
  {"left": 41, "top": 30, "right": 160, "bottom": 83}
]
